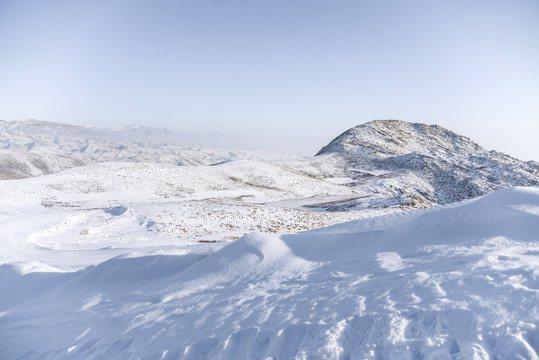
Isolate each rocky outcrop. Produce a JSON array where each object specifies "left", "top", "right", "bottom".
[{"left": 316, "top": 120, "right": 538, "bottom": 204}]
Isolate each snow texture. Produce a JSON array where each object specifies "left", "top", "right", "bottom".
[{"left": 1, "top": 186, "right": 538, "bottom": 359}]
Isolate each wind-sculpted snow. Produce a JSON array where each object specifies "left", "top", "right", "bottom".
[
  {"left": 1, "top": 186, "right": 538, "bottom": 359},
  {"left": 317, "top": 120, "right": 538, "bottom": 206}
]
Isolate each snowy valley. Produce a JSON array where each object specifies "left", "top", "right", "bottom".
[{"left": 0, "top": 119, "right": 538, "bottom": 359}]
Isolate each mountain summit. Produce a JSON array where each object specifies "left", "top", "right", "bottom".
[
  {"left": 317, "top": 120, "right": 483, "bottom": 158},
  {"left": 316, "top": 120, "right": 538, "bottom": 204}
]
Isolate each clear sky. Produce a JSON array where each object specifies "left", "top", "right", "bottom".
[{"left": 1, "top": 0, "right": 538, "bottom": 159}]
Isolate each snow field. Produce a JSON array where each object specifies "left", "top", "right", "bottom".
[
  {"left": 0, "top": 160, "right": 409, "bottom": 271},
  {"left": 0, "top": 186, "right": 537, "bottom": 359}
]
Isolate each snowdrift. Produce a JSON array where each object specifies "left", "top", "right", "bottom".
[{"left": 1, "top": 187, "right": 538, "bottom": 359}]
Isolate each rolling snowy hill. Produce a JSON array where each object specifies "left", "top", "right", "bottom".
[
  {"left": 1, "top": 186, "right": 537, "bottom": 359},
  {"left": 0, "top": 159, "right": 401, "bottom": 269}
]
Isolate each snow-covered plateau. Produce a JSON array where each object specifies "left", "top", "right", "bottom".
[{"left": 0, "top": 119, "right": 538, "bottom": 359}]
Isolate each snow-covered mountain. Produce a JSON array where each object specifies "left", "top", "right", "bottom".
[
  {"left": 0, "top": 119, "right": 300, "bottom": 179},
  {"left": 316, "top": 120, "right": 538, "bottom": 206}
]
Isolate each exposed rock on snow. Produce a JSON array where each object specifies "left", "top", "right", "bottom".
[{"left": 316, "top": 120, "right": 538, "bottom": 205}]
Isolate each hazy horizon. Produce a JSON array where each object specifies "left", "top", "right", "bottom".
[{"left": 1, "top": 0, "right": 538, "bottom": 160}]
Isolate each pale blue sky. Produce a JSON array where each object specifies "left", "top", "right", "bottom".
[{"left": 1, "top": 0, "right": 538, "bottom": 159}]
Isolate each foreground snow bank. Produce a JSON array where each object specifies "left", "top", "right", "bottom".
[{"left": 1, "top": 187, "right": 538, "bottom": 359}]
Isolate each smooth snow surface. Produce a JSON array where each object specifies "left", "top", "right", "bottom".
[{"left": 1, "top": 186, "right": 538, "bottom": 359}]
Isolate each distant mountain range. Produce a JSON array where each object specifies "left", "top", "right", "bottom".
[
  {"left": 0, "top": 119, "right": 300, "bottom": 179},
  {"left": 1, "top": 119, "right": 537, "bottom": 211}
]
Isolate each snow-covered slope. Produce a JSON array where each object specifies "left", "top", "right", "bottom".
[
  {"left": 316, "top": 120, "right": 538, "bottom": 205},
  {"left": 0, "top": 119, "right": 300, "bottom": 179},
  {"left": 1, "top": 186, "right": 538, "bottom": 359},
  {"left": 0, "top": 150, "right": 89, "bottom": 179}
]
